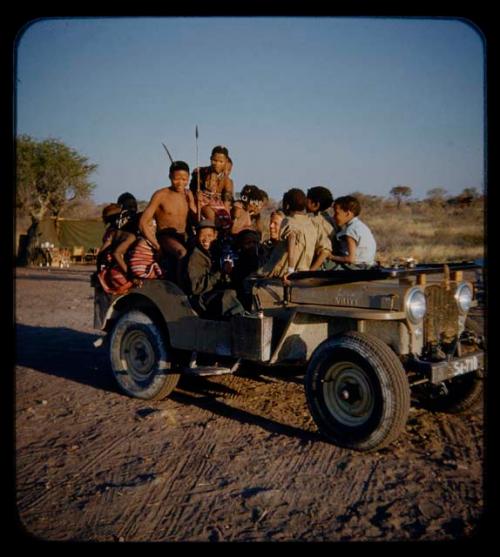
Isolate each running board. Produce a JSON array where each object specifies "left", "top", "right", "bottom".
[
  {"left": 181, "top": 366, "right": 235, "bottom": 377},
  {"left": 181, "top": 357, "right": 242, "bottom": 377}
]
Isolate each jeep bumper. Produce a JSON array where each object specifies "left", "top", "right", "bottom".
[{"left": 406, "top": 351, "right": 484, "bottom": 384}]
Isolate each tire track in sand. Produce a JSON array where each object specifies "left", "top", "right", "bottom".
[
  {"left": 114, "top": 425, "right": 210, "bottom": 540},
  {"left": 18, "top": 423, "right": 141, "bottom": 514}
]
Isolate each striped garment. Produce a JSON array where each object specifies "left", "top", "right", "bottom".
[
  {"left": 199, "top": 190, "right": 232, "bottom": 230},
  {"left": 127, "top": 238, "right": 164, "bottom": 280},
  {"left": 97, "top": 252, "right": 133, "bottom": 295}
]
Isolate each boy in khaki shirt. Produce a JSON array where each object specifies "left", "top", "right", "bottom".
[{"left": 257, "top": 188, "right": 331, "bottom": 281}]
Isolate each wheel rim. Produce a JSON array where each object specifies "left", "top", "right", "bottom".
[
  {"left": 120, "top": 330, "right": 156, "bottom": 382},
  {"left": 322, "top": 361, "right": 375, "bottom": 427}
]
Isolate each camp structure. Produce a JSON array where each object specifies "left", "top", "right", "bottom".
[
  {"left": 18, "top": 217, "right": 107, "bottom": 267},
  {"left": 33, "top": 217, "right": 106, "bottom": 250}
]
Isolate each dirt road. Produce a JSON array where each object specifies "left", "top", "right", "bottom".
[{"left": 15, "top": 266, "right": 485, "bottom": 542}]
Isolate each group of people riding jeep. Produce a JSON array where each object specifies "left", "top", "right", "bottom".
[{"left": 96, "top": 145, "right": 377, "bottom": 318}]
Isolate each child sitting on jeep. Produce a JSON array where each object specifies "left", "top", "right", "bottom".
[
  {"left": 183, "top": 219, "right": 245, "bottom": 319},
  {"left": 306, "top": 186, "right": 336, "bottom": 245},
  {"left": 257, "top": 188, "right": 331, "bottom": 281},
  {"left": 231, "top": 185, "right": 268, "bottom": 237},
  {"left": 325, "top": 195, "right": 377, "bottom": 269},
  {"left": 139, "top": 160, "right": 198, "bottom": 283},
  {"left": 96, "top": 204, "right": 137, "bottom": 294},
  {"left": 190, "top": 145, "right": 234, "bottom": 230}
]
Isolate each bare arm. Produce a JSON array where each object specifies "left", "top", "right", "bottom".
[
  {"left": 230, "top": 203, "right": 249, "bottom": 234},
  {"left": 112, "top": 232, "right": 137, "bottom": 274},
  {"left": 283, "top": 231, "right": 298, "bottom": 285},
  {"left": 186, "top": 189, "right": 198, "bottom": 219},
  {"left": 222, "top": 177, "right": 234, "bottom": 210},
  {"left": 311, "top": 220, "right": 333, "bottom": 270},
  {"left": 98, "top": 232, "right": 114, "bottom": 255},
  {"left": 287, "top": 231, "right": 298, "bottom": 270},
  {"left": 310, "top": 248, "right": 331, "bottom": 271},
  {"left": 139, "top": 191, "right": 162, "bottom": 251},
  {"left": 328, "top": 236, "right": 356, "bottom": 264}
]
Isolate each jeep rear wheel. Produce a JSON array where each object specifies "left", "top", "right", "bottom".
[
  {"left": 109, "top": 310, "right": 180, "bottom": 400},
  {"left": 305, "top": 332, "right": 410, "bottom": 452}
]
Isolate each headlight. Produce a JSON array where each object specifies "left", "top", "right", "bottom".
[
  {"left": 455, "top": 283, "right": 473, "bottom": 313},
  {"left": 405, "top": 287, "right": 427, "bottom": 323}
]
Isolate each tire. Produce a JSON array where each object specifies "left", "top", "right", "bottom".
[
  {"left": 424, "top": 371, "right": 483, "bottom": 414},
  {"left": 465, "top": 312, "right": 484, "bottom": 339},
  {"left": 305, "top": 332, "right": 410, "bottom": 452},
  {"left": 109, "top": 310, "right": 180, "bottom": 400}
]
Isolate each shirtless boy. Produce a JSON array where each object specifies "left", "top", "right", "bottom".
[
  {"left": 190, "top": 145, "right": 234, "bottom": 226},
  {"left": 139, "top": 161, "right": 197, "bottom": 278}
]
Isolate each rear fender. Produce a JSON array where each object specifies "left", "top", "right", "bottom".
[
  {"left": 100, "top": 280, "right": 198, "bottom": 341},
  {"left": 99, "top": 280, "right": 236, "bottom": 356}
]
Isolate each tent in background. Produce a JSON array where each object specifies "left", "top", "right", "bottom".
[
  {"left": 33, "top": 217, "right": 106, "bottom": 250},
  {"left": 17, "top": 217, "right": 107, "bottom": 266}
]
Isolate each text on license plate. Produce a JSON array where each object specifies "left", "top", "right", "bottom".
[{"left": 452, "top": 356, "right": 480, "bottom": 377}]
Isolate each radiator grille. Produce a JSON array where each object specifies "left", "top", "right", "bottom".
[{"left": 424, "top": 284, "right": 459, "bottom": 345}]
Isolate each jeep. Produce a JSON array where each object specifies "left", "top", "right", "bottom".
[{"left": 92, "top": 261, "right": 484, "bottom": 451}]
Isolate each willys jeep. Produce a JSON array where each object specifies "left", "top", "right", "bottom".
[{"left": 92, "top": 262, "right": 485, "bottom": 452}]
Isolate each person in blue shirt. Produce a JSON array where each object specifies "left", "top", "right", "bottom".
[{"left": 326, "top": 195, "right": 377, "bottom": 270}]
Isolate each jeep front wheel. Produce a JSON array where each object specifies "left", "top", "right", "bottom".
[
  {"left": 423, "top": 371, "right": 483, "bottom": 414},
  {"left": 305, "top": 332, "right": 410, "bottom": 452},
  {"left": 109, "top": 310, "right": 180, "bottom": 400}
]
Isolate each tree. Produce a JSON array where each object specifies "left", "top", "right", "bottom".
[
  {"left": 426, "top": 187, "right": 447, "bottom": 200},
  {"left": 16, "top": 134, "right": 97, "bottom": 223},
  {"left": 426, "top": 187, "right": 447, "bottom": 207},
  {"left": 349, "top": 191, "right": 384, "bottom": 210},
  {"left": 389, "top": 185, "right": 412, "bottom": 209},
  {"left": 16, "top": 135, "right": 98, "bottom": 264},
  {"left": 459, "top": 187, "right": 480, "bottom": 200}
]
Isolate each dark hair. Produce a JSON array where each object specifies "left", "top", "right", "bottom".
[
  {"left": 102, "top": 203, "right": 121, "bottom": 224},
  {"left": 282, "top": 188, "right": 307, "bottom": 212},
  {"left": 240, "top": 185, "right": 268, "bottom": 206},
  {"left": 117, "top": 192, "right": 137, "bottom": 212},
  {"left": 240, "top": 184, "right": 259, "bottom": 200},
  {"left": 234, "top": 228, "right": 260, "bottom": 248},
  {"left": 169, "top": 160, "right": 190, "bottom": 175},
  {"left": 334, "top": 195, "right": 361, "bottom": 216},
  {"left": 211, "top": 145, "right": 229, "bottom": 159},
  {"left": 307, "top": 186, "right": 333, "bottom": 211}
]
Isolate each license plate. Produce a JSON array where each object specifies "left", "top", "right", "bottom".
[
  {"left": 430, "top": 351, "right": 484, "bottom": 384},
  {"left": 451, "top": 355, "right": 480, "bottom": 377}
]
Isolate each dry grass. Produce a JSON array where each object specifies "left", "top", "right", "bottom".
[
  {"left": 261, "top": 200, "right": 485, "bottom": 265},
  {"left": 16, "top": 199, "right": 485, "bottom": 266},
  {"left": 362, "top": 203, "right": 485, "bottom": 265}
]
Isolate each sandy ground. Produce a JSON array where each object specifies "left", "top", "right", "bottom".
[{"left": 15, "top": 265, "right": 485, "bottom": 542}]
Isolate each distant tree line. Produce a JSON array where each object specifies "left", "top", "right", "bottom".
[{"left": 16, "top": 134, "right": 483, "bottom": 225}]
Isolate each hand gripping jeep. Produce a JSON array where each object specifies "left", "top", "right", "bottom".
[{"left": 92, "top": 261, "right": 485, "bottom": 452}]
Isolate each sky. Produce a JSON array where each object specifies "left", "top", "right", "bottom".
[{"left": 15, "top": 16, "right": 485, "bottom": 205}]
